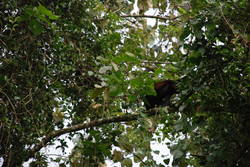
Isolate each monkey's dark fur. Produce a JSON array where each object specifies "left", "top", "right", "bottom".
[{"left": 145, "top": 80, "right": 177, "bottom": 109}]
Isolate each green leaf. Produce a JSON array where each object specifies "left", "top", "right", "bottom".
[
  {"left": 109, "top": 86, "right": 122, "bottom": 97},
  {"left": 163, "top": 158, "right": 170, "bottom": 165},
  {"left": 177, "top": 7, "right": 187, "bottom": 15},
  {"left": 113, "top": 150, "right": 123, "bottom": 162},
  {"left": 153, "top": 150, "right": 160, "bottom": 155},
  {"left": 172, "top": 149, "right": 184, "bottom": 159},
  {"left": 174, "top": 122, "right": 183, "bottom": 131},
  {"left": 121, "top": 158, "right": 132, "bottom": 167},
  {"left": 112, "top": 55, "right": 139, "bottom": 64},
  {"left": 130, "top": 77, "right": 142, "bottom": 88},
  {"left": 125, "top": 52, "right": 135, "bottom": 57},
  {"left": 28, "top": 20, "right": 44, "bottom": 35},
  {"left": 24, "top": 7, "right": 35, "bottom": 16},
  {"left": 188, "top": 49, "right": 203, "bottom": 64},
  {"left": 38, "top": 4, "right": 59, "bottom": 20},
  {"left": 180, "top": 26, "right": 191, "bottom": 41}
]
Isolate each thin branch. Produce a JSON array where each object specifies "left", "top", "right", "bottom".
[
  {"left": 0, "top": 38, "right": 7, "bottom": 48},
  {"left": 0, "top": 90, "right": 15, "bottom": 112},
  {"left": 141, "top": 61, "right": 173, "bottom": 64},
  {"left": 121, "top": 14, "right": 180, "bottom": 21},
  {"left": 46, "top": 154, "right": 68, "bottom": 158},
  {"left": 26, "top": 110, "right": 158, "bottom": 161}
]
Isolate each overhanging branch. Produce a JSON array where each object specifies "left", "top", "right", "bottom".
[{"left": 26, "top": 110, "right": 158, "bottom": 160}]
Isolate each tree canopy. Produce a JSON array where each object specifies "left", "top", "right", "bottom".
[{"left": 0, "top": 0, "right": 249, "bottom": 166}]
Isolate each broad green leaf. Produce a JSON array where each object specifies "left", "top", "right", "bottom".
[
  {"left": 121, "top": 158, "right": 132, "bottom": 167},
  {"left": 28, "top": 20, "right": 44, "bottom": 35},
  {"left": 113, "top": 150, "right": 123, "bottom": 162},
  {"left": 38, "top": 4, "right": 59, "bottom": 20}
]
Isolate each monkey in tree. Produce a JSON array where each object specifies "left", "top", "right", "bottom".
[{"left": 144, "top": 80, "right": 177, "bottom": 109}]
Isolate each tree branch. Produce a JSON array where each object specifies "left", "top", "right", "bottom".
[
  {"left": 26, "top": 82, "right": 194, "bottom": 162},
  {"left": 26, "top": 110, "right": 158, "bottom": 161},
  {"left": 121, "top": 14, "right": 180, "bottom": 21}
]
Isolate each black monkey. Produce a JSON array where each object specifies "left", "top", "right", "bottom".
[{"left": 145, "top": 80, "right": 177, "bottom": 109}]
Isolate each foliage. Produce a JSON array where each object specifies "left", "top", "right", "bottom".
[{"left": 0, "top": 0, "right": 249, "bottom": 166}]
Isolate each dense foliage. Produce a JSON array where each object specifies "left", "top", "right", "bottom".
[{"left": 0, "top": 0, "right": 249, "bottom": 166}]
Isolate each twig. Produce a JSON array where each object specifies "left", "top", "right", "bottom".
[
  {"left": 141, "top": 61, "right": 173, "bottom": 64},
  {"left": 0, "top": 90, "right": 15, "bottom": 112},
  {"left": 121, "top": 14, "right": 181, "bottom": 21},
  {"left": 0, "top": 39, "right": 7, "bottom": 48}
]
